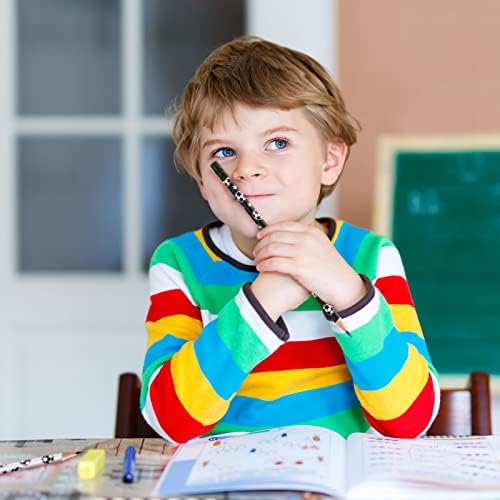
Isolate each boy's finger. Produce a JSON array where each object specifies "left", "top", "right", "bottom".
[
  {"left": 257, "top": 221, "right": 308, "bottom": 238},
  {"left": 255, "top": 230, "right": 301, "bottom": 247},
  {"left": 254, "top": 242, "right": 296, "bottom": 262},
  {"left": 256, "top": 256, "right": 295, "bottom": 274}
]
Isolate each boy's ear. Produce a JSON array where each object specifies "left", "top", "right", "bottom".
[{"left": 321, "top": 141, "right": 348, "bottom": 186}]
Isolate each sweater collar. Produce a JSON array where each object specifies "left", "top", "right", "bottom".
[{"left": 201, "top": 218, "right": 337, "bottom": 271}]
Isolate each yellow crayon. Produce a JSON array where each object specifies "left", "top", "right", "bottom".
[{"left": 77, "top": 449, "right": 106, "bottom": 480}]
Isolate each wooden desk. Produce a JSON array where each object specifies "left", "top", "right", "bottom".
[
  {"left": 0, "top": 438, "right": 308, "bottom": 498},
  {"left": 0, "top": 438, "right": 177, "bottom": 498}
]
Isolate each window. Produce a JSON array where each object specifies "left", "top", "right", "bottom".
[{"left": 14, "top": 0, "right": 244, "bottom": 273}]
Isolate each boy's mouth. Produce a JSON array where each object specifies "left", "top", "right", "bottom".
[{"left": 243, "top": 194, "right": 274, "bottom": 200}]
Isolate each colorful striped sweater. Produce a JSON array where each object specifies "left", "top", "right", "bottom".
[{"left": 141, "top": 218, "right": 439, "bottom": 443}]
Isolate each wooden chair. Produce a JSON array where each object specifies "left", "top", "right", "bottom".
[
  {"left": 427, "top": 371, "right": 492, "bottom": 436},
  {"left": 115, "top": 371, "right": 493, "bottom": 438},
  {"left": 114, "top": 372, "right": 161, "bottom": 438}
]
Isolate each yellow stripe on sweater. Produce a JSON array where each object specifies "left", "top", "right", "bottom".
[
  {"left": 239, "top": 365, "right": 352, "bottom": 400},
  {"left": 331, "top": 220, "right": 343, "bottom": 244},
  {"left": 146, "top": 316, "right": 202, "bottom": 347},
  {"left": 171, "top": 342, "right": 231, "bottom": 425},
  {"left": 194, "top": 229, "right": 222, "bottom": 262},
  {"left": 354, "top": 344, "right": 428, "bottom": 420},
  {"left": 390, "top": 304, "right": 424, "bottom": 338}
]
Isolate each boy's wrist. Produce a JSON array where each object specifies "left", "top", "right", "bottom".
[
  {"left": 320, "top": 273, "right": 369, "bottom": 312},
  {"left": 250, "top": 277, "right": 288, "bottom": 322}
]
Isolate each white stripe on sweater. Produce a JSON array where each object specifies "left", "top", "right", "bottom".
[
  {"left": 201, "top": 309, "right": 333, "bottom": 342},
  {"left": 335, "top": 290, "right": 381, "bottom": 332},
  {"left": 376, "top": 245, "right": 406, "bottom": 280},
  {"left": 149, "top": 262, "right": 196, "bottom": 305}
]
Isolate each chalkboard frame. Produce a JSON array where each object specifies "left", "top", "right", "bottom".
[{"left": 374, "top": 134, "right": 500, "bottom": 391}]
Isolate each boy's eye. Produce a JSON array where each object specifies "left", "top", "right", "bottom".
[
  {"left": 267, "top": 138, "right": 289, "bottom": 151},
  {"left": 214, "top": 147, "right": 235, "bottom": 158}
]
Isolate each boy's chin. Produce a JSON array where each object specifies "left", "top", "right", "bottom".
[
  {"left": 225, "top": 217, "right": 261, "bottom": 239},
  {"left": 239, "top": 223, "right": 261, "bottom": 239}
]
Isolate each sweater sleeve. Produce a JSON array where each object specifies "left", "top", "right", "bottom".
[
  {"left": 332, "top": 241, "right": 440, "bottom": 438},
  {"left": 140, "top": 243, "right": 288, "bottom": 444}
]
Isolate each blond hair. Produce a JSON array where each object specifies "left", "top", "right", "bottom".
[{"left": 172, "top": 36, "right": 360, "bottom": 203}]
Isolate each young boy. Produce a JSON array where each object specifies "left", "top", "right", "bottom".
[{"left": 141, "top": 36, "right": 439, "bottom": 444}]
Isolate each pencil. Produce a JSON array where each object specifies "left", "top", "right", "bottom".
[
  {"left": 0, "top": 451, "right": 80, "bottom": 475},
  {"left": 210, "top": 161, "right": 350, "bottom": 336},
  {"left": 210, "top": 161, "right": 267, "bottom": 229}
]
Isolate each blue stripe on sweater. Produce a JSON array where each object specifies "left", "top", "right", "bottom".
[
  {"left": 194, "top": 320, "right": 248, "bottom": 399},
  {"left": 221, "top": 382, "right": 358, "bottom": 427},
  {"left": 143, "top": 335, "right": 187, "bottom": 372},
  {"left": 401, "top": 332, "right": 432, "bottom": 364},
  {"left": 345, "top": 328, "right": 409, "bottom": 390},
  {"left": 334, "top": 222, "right": 369, "bottom": 266},
  {"left": 172, "top": 232, "right": 257, "bottom": 286}
]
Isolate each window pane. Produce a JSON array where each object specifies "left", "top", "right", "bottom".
[
  {"left": 141, "top": 137, "right": 215, "bottom": 269},
  {"left": 17, "top": 137, "right": 123, "bottom": 271},
  {"left": 17, "top": 0, "right": 121, "bottom": 115},
  {"left": 143, "top": 0, "right": 245, "bottom": 115}
]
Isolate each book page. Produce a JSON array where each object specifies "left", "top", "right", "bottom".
[
  {"left": 346, "top": 433, "right": 500, "bottom": 491},
  {"left": 155, "top": 426, "right": 348, "bottom": 497}
]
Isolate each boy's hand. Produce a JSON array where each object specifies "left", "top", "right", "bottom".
[
  {"left": 250, "top": 271, "right": 310, "bottom": 322},
  {"left": 253, "top": 221, "right": 367, "bottom": 311}
]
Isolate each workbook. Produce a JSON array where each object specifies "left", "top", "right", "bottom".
[{"left": 154, "top": 425, "right": 500, "bottom": 499}]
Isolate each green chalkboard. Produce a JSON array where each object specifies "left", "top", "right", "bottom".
[{"left": 375, "top": 137, "right": 500, "bottom": 374}]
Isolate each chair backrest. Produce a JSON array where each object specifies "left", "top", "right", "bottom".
[
  {"left": 115, "top": 371, "right": 493, "bottom": 438},
  {"left": 115, "top": 372, "right": 161, "bottom": 438},
  {"left": 427, "top": 371, "right": 492, "bottom": 436}
]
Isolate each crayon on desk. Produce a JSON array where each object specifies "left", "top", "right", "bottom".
[
  {"left": 78, "top": 449, "right": 105, "bottom": 480},
  {"left": 210, "top": 161, "right": 351, "bottom": 336}
]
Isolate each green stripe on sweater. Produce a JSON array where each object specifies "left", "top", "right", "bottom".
[
  {"left": 352, "top": 232, "right": 387, "bottom": 280},
  {"left": 217, "top": 298, "right": 271, "bottom": 373},
  {"left": 206, "top": 406, "right": 369, "bottom": 438},
  {"left": 336, "top": 296, "right": 393, "bottom": 362}
]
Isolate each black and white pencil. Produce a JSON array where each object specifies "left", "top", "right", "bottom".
[
  {"left": 210, "top": 161, "right": 350, "bottom": 336},
  {"left": 210, "top": 161, "right": 267, "bottom": 229},
  {"left": 0, "top": 451, "right": 80, "bottom": 475}
]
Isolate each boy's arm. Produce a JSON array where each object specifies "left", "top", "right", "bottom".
[
  {"left": 140, "top": 242, "right": 288, "bottom": 444},
  {"left": 333, "top": 241, "right": 440, "bottom": 438}
]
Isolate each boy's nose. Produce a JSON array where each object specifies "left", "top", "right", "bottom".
[{"left": 232, "top": 157, "right": 267, "bottom": 181}]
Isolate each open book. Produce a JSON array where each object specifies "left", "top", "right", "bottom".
[{"left": 154, "top": 425, "right": 500, "bottom": 499}]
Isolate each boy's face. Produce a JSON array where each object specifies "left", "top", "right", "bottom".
[{"left": 197, "top": 103, "right": 346, "bottom": 249}]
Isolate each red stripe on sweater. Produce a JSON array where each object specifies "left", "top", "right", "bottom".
[
  {"left": 146, "top": 289, "right": 201, "bottom": 323},
  {"left": 150, "top": 360, "right": 216, "bottom": 443},
  {"left": 362, "top": 373, "right": 435, "bottom": 438},
  {"left": 375, "top": 275, "right": 414, "bottom": 306},
  {"left": 253, "top": 338, "right": 346, "bottom": 373}
]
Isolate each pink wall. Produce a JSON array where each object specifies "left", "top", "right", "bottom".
[{"left": 338, "top": 0, "right": 500, "bottom": 228}]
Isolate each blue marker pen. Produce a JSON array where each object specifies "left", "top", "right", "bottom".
[{"left": 122, "top": 445, "right": 136, "bottom": 483}]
